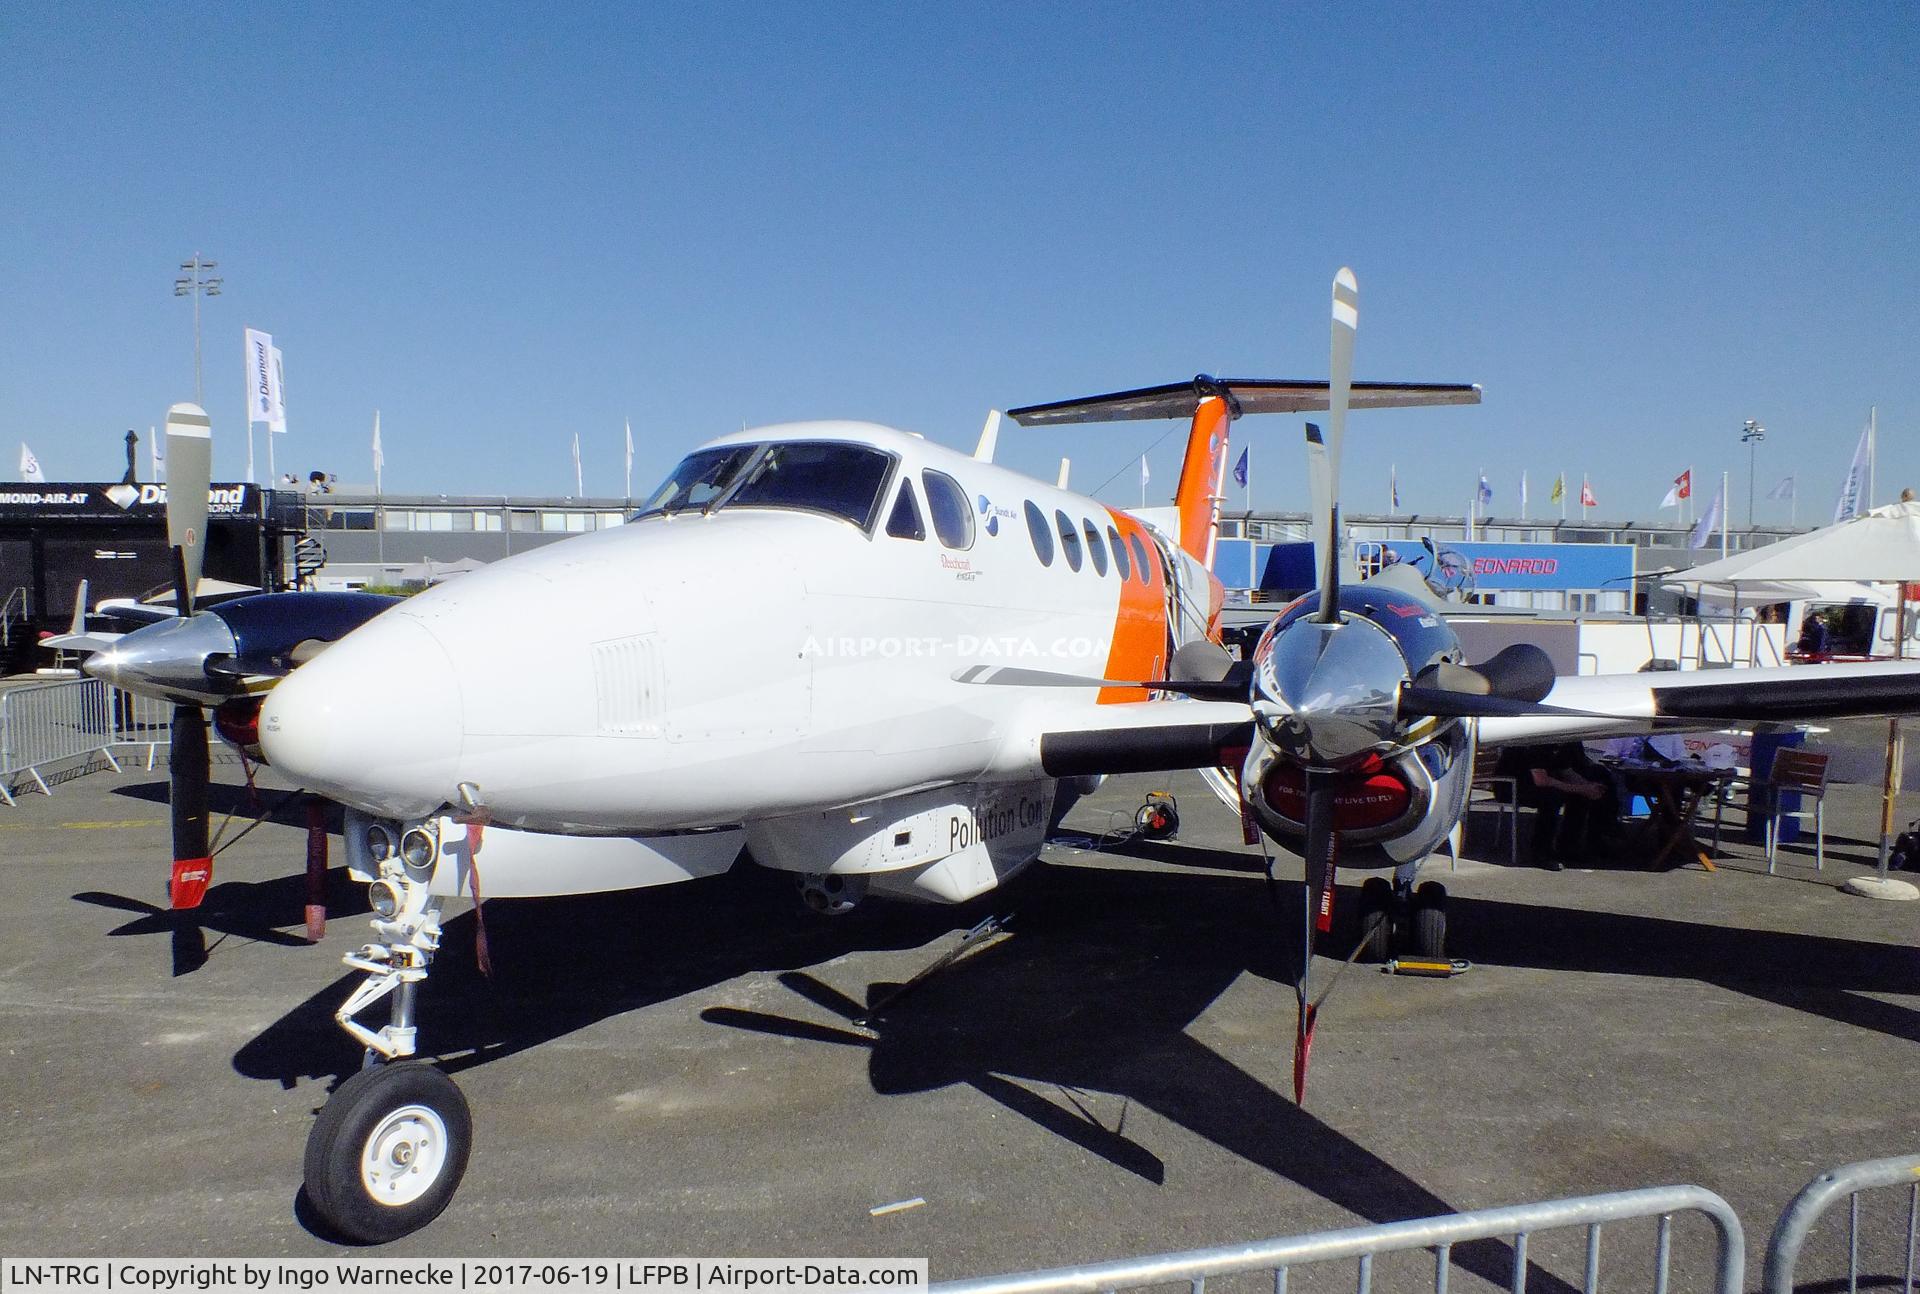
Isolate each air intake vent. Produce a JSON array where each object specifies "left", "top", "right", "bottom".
[{"left": 593, "top": 634, "right": 664, "bottom": 737}]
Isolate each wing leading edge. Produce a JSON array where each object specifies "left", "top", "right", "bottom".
[{"left": 1480, "top": 659, "right": 1920, "bottom": 746}]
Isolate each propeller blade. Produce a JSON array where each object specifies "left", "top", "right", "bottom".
[
  {"left": 950, "top": 664, "right": 1251, "bottom": 702},
  {"left": 1293, "top": 1002, "right": 1319, "bottom": 1106},
  {"left": 1294, "top": 774, "right": 1336, "bottom": 1104},
  {"left": 1414, "top": 644, "right": 1557, "bottom": 704},
  {"left": 168, "top": 703, "right": 212, "bottom": 909},
  {"left": 1396, "top": 686, "right": 1623, "bottom": 721},
  {"left": 1315, "top": 269, "right": 1358, "bottom": 624},
  {"left": 1304, "top": 422, "right": 1339, "bottom": 621},
  {"left": 164, "top": 403, "right": 212, "bottom": 617}
]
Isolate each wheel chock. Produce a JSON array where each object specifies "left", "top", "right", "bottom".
[{"left": 1384, "top": 957, "right": 1471, "bottom": 978}]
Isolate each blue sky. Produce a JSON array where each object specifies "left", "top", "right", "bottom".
[{"left": 2, "top": 3, "right": 1914, "bottom": 525}]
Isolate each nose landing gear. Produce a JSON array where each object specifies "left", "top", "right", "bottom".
[
  {"left": 304, "top": 832, "right": 471, "bottom": 1243},
  {"left": 1353, "top": 870, "right": 1448, "bottom": 962}
]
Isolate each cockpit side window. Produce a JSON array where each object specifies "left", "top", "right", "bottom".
[
  {"left": 632, "top": 445, "right": 759, "bottom": 518},
  {"left": 922, "top": 470, "right": 974, "bottom": 550},
  {"left": 886, "top": 480, "right": 926, "bottom": 540},
  {"left": 722, "top": 441, "right": 896, "bottom": 531}
]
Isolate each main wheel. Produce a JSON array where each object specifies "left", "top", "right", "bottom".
[
  {"left": 1356, "top": 877, "right": 1394, "bottom": 963},
  {"left": 1412, "top": 881, "right": 1448, "bottom": 959},
  {"left": 304, "top": 1061, "right": 472, "bottom": 1244}
]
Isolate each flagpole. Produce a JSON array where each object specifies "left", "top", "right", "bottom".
[
  {"left": 1869, "top": 406, "right": 1877, "bottom": 510},
  {"left": 244, "top": 354, "right": 255, "bottom": 484},
  {"left": 373, "top": 410, "right": 385, "bottom": 570},
  {"left": 1721, "top": 470, "right": 1729, "bottom": 559}
]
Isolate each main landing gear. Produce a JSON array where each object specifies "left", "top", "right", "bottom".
[
  {"left": 1353, "top": 866, "right": 1447, "bottom": 962},
  {"left": 303, "top": 833, "right": 472, "bottom": 1243}
]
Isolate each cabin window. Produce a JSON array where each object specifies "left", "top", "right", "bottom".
[
  {"left": 922, "top": 470, "right": 974, "bottom": 549},
  {"left": 722, "top": 441, "right": 895, "bottom": 531},
  {"left": 1108, "top": 525, "right": 1131, "bottom": 580},
  {"left": 1025, "top": 500, "right": 1053, "bottom": 566},
  {"left": 1083, "top": 520, "right": 1108, "bottom": 576},
  {"left": 885, "top": 481, "right": 926, "bottom": 540},
  {"left": 633, "top": 444, "right": 758, "bottom": 518},
  {"left": 1130, "top": 534, "right": 1152, "bottom": 584},
  {"left": 1055, "top": 510, "right": 1083, "bottom": 572}
]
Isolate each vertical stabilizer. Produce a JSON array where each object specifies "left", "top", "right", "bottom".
[{"left": 1173, "top": 394, "right": 1232, "bottom": 566}]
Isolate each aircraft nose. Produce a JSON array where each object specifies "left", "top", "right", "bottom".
[{"left": 259, "top": 612, "right": 465, "bottom": 817}]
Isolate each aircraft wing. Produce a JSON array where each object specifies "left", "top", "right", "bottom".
[
  {"left": 41, "top": 630, "right": 126, "bottom": 654},
  {"left": 1478, "top": 659, "right": 1920, "bottom": 746}
]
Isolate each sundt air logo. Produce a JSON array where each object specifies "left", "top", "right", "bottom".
[{"left": 976, "top": 494, "right": 1015, "bottom": 537}]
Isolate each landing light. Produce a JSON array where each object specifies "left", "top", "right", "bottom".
[
  {"left": 365, "top": 824, "right": 397, "bottom": 863},
  {"left": 400, "top": 828, "right": 435, "bottom": 869},
  {"left": 369, "top": 879, "right": 403, "bottom": 920}
]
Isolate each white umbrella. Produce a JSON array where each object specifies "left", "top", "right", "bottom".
[
  {"left": 1676, "top": 501, "right": 1920, "bottom": 585},
  {"left": 1668, "top": 500, "right": 1920, "bottom": 899}
]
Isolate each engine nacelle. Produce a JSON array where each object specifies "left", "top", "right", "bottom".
[{"left": 1244, "top": 722, "right": 1473, "bottom": 868}]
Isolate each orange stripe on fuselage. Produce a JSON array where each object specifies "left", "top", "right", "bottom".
[{"left": 1099, "top": 510, "right": 1170, "bottom": 703}]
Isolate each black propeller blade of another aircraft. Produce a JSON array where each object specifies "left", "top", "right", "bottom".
[{"left": 163, "top": 403, "right": 214, "bottom": 910}]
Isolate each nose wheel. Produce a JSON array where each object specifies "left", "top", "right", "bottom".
[
  {"left": 1352, "top": 877, "right": 1448, "bottom": 961},
  {"left": 304, "top": 1061, "right": 472, "bottom": 1244}
]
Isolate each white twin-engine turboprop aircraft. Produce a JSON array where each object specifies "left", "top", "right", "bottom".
[{"left": 87, "top": 269, "right": 1920, "bottom": 1243}]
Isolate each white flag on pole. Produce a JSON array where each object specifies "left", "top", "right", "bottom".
[
  {"left": 244, "top": 328, "right": 282, "bottom": 427},
  {"left": 624, "top": 418, "right": 634, "bottom": 500},
  {"left": 19, "top": 442, "right": 45, "bottom": 483},
  {"left": 1689, "top": 480, "right": 1723, "bottom": 550},
  {"left": 1833, "top": 423, "right": 1872, "bottom": 523},
  {"left": 572, "top": 433, "right": 583, "bottom": 496},
  {"left": 372, "top": 410, "right": 384, "bottom": 493},
  {"left": 268, "top": 346, "right": 287, "bottom": 432}
]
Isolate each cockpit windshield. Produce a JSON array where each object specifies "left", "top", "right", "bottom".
[
  {"left": 721, "top": 441, "right": 894, "bottom": 530},
  {"left": 632, "top": 445, "right": 758, "bottom": 518}
]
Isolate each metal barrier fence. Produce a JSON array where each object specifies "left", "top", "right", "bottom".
[
  {"left": 934, "top": 1185, "right": 1743, "bottom": 1294},
  {"left": 0, "top": 678, "right": 121, "bottom": 805},
  {"left": 1763, "top": 1155, "right": 1920, "bottom": 1294}
]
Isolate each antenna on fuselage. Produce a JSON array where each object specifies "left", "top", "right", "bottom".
[
  {"left": 973, "top": 410, "right": 1002, "bottom": 462},
  {"left": 1056, "top": 458, "right": 1071, "bottom": 489}
]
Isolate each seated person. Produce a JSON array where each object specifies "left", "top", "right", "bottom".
[
  {"left": 1495, "top": 742, "right": 1618, "bottom": 869},
  {"left": 1796, "top": 614, "right": 1830, "bottom": 658}
]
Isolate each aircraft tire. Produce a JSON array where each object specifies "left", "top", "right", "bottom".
[
  {"left": 1357, "top": 877, "right": 1394, "bottom": 963},
  {"left": 1412, "top": 882, "right": 1448, "bottom": 959},
  {"left": 304, "top": 1061, "right": 472, "bottom": 1244}
]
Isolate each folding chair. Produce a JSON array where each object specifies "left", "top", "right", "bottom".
[
  {"left": 1468, "top": 747, "right": 1518, "bottom": 866},
  {"left": 1763, "top": 749, "right": 1830, "bottom": 873}
]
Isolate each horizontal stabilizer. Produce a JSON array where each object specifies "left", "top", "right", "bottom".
[{"left": 1008, "top": 375, "right": 1481, "bottom": 426}]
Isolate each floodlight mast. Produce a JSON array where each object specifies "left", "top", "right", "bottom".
[
  {"left": 173, "top": 253, "right": 222, "bottom": 405},
  {"left": 1741, "top": 419, "right": 1766, "bottom": 527}
]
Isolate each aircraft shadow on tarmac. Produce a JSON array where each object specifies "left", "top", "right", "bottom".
[
  {"left": 73, "top": 866, "right": 369, "bottom": 977},
  {"left": 221, "top": 854, "right": 1920, "bottom": 1285},
  {"left": 113, "top": 776, "right": 330, "bottom": 830}
]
